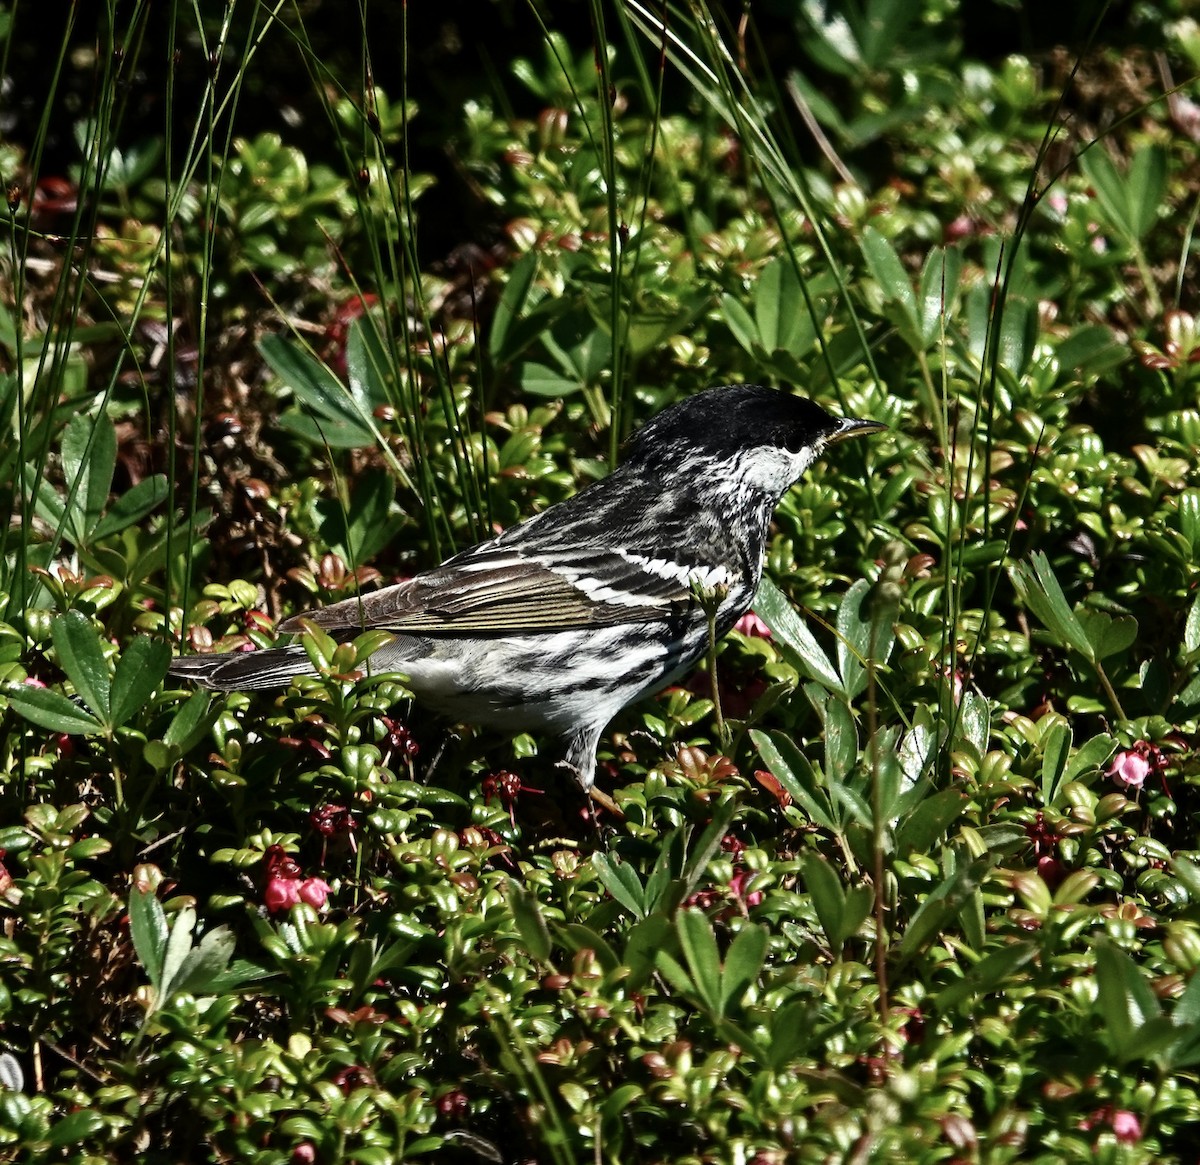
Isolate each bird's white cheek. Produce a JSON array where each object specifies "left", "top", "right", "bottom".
[{"left": 739, "top": 445, "right": 820, "bottom": 494}]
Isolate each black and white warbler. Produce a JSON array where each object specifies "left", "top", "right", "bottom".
[{"left": 170, "top": 384, "right": 884, "bottom": 801}]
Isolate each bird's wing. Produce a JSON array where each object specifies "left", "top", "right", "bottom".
[{"left": 277, "top": 545, "right": 727, "bottom": 636}]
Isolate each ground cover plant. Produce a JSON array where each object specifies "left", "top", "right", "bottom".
[{"left": 1, "top": 0, "right": 1200, "bottom": 1160}]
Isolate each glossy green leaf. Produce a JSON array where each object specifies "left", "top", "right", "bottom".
[
  {"left": 898, "top": 854, "right": 993, "bottom": 962},
  {"left": 508, "top": 880, "right": 553, "bottom": 964},
  {"left": 755, "top": 257, "right": 813, "bottom": 358},
  {"left": 592, "top": 853, "right": 646, "bottom": 919},
  {"left": 129, "top": 888, "right": 169, "bottom": 994},
  {"left": 896, "top": 786, "right": 968, "bottom": 856},
  {"left": 720, "top": 924, "right": 768, "bottom": 1015},
  {"left": 860, "top": 226, "right": 918, "bottom": 333},
  {"left": 918, "top": 245, "right": 962, "bottom": 345},
  {"left": 170, "top": 926, "right": 237, "bottom": 997},
  {"left": 835, "top": 578, "right": 871, "bottom": 699},
  {"left": 3, "top": 683, "right": 104, "bottom": 735},
  {"left": 51, "top": 611, "right": 111, "bottom": 724},
  {"left": 1039, "top": 719, "right": 1072, "bottom": 807},
  {"left": 519, "top": 361, "right": 580, "bottom": 397},
  {"left": 805, "top": 855, "right": 847, "bottom": 949},
  {"left": 676, "top": 908, "right": 723, "bottom": 1016},
  {"left": 91, "top": 475, "right": 169, "bottom": 541},
  {"left": 1010, "top": 552, "right": 1091, "bottom": 659},
  {"left": 489, "top": 251, "right": 540, "bottom": 362},
  {"left": 1077, "top": 608, "right": 1138, "bottom": 661},
  {"left": 1094, "top": 943, "right": 1163, "bottom": 1062},
  {"left": 755, "top": 576, "right": 841, "bottom": 693},
  {"left": 60, "top": 411, "right": 116, "bottom": 546},
  {"left": 934, "top": 940, "right": 1038, "bottom": 1013},
  {"left": 110, "top": 636, "right": 171, "bottom": 729},
  {"left": 46, "top": 1108, "right": 106, "bottom": 1148},
  {"left": 752, "top": 728, "right": 835, "bottom": 831}
]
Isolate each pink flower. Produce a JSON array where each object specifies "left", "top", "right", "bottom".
[
  {"left": 1109, "top": 749, "right": 1151, "bottom": 791},
  {"left": 298, "top": 877, "right": 331, "bottom": 909},
  {"left": 1111, "top": 1110, "right": 1141, "bottom": 1144},
  {"left": 728, "top": 869, "right": 763, "bottom": 908},
  {"left": 734, "top": 612, "right": 771, "bottom": 640},
  {"left": 264, "top": 875, "right": 302, "bottom": 912}
]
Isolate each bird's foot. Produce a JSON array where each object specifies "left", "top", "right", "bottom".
[{"left": 588, "top": 786, "right": 624, "bottom": 819}]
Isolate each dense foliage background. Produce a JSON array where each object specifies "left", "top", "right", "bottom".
[{"left": 2, "top": 0, "right": 1200, "bottom": 1160}]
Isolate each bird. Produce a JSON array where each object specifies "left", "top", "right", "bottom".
[{"left": 169, "top": 384, "right": 885, "bottom": 808}]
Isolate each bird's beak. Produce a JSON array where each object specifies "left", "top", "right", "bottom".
[{"left": 827, "top": 416, "right": 888, "bottom": 444}]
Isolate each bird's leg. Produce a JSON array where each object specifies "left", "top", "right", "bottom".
[
  {"left": 588, "top": 786, "right": 623, "bottom": 818},
  {"left": 420, "top": 728, "right": 460, "bottom": 786},
  {"left": 554, "top": 757, "right": 625, "bottom": 820},
  {"left": 692, "top": 580, "right": 732, "bottom": 749}
]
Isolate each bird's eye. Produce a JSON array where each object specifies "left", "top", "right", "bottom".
[{"left": 775, "top": 428, "right": 805, "bottom": 454}]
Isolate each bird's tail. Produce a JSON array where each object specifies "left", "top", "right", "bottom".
[{"left": 168, "top": 646, "right": 316, "bottom": 692}]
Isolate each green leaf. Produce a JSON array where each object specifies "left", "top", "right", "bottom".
[
  {"left": 542, "top": 309, "right": 611, "bottom": 386},
  {"left": 755, "top": 576, "right": 842, "bottom": 693},
  {"left": 61, "top": 412, "right": 117, "bottom": 547},
  {"left": 129, "top": 888, "right": 169, "bottom": 994},
  {"left": 1186, "top": 591, "right": 1200, "bottom": 655},
  {"left": 1055, "top": 324, "right": 1129, "bottom": 378},
  {"left": 918, "top": 246, "right": 962, "bottom": 346},
  {"left": 1064, "top": 733, "right": 1116, "bottom": 785},
  {"left": 752, "top": 728, "right": 835, "bottom": 831},
  {"left": 1094, "top": 942, "right": 1163, "bottom": 1062},
  {"left": 896, "top": 786, "right": 969, "bottom": 856},
  {"left": 507, "top": 880, "right": 553, "bottom": 964},
  {"left": 489, "top": 251, "right": 540, "bottom": 363},
  {"left": 110, "top": 637, "right": 171, "bottom": 729},
  {"left": 170, "top": 926, "right": 237, "bottom": 997},
  {"left": 315, "top": 467, "right": 403, "bottom": 568},
  {"left": 46, "top": 1108, "right": 106, "bottom": 1148},
  {"left": 261, "top": 333, "right": 375, "bottom": 446},
  {"left": 860, "top": 226, "right": 918, "bottom": 335},
  {"left": 835, "top": 579, "right": 871, "bottom": 699},
  {"left": 720, "top": 293, "right": 760, "bottom": 357},
  {"left": 3, "top": 683, "right": 104, "bottom": 735},
  {"left": 1010, "top": 552, "right": 1092, "bottom": 659},
  {"left": 676, "top": 908, "right": 723, "bottom": 1016},
  {"left": 805, "top": 855, "right": 848, "bottom": 948},
  {"left": 519, "top": 361, "right": 581, "bottom": 397},
  {"left": 91, "top": 475, "right": 169, "bottom": 541},
  {"left": 754, "top": 257, "right": 815, "bottom": 358},
  {"left": 1077, "top": 608, "right": 1138, "bottom": 661},
  {"left": 159, "top": 906, "right": 198, "bottom": 1000},
  {"left": 934, "top": 940, "right": 1038, "bottom": 1013},
  {"left": 1171, "top": 855, "right": 1200, "bottom": 903},
  {"left": 643, "top": 826, "right": 685, "bottom": 916},
  {"left": 958, "top": 691, "right": 990, "bottom": 756},
  {"left": 162, "top": 691, "right": 215, "bottom": 751},
  {"left": 676, "top": 798, "right": 738, "bottom": 909},
  {"left": 51, "top": 612, "right": 111, "bottom": 725},
  {"left": 815, "top": 688, "right": 858, "bottom": 783},
  {"left": 996, "top": 296, "right": 1037, "bottom": 379},
  {"left": 897, "top": 855, "right": 994, "bottom": 963},
  {"left": 720, "top": 924, "right": 768, "bottom": 1015},
  {"left": 623, "top": 914, "right": 673, "bottom": 989},
  {"left": 592, "top": 853, "right": 646, "bottom": 919},
  {"left": 1080, "top": 144, "right": 1165, "bottom": 242},
  {"left": 1039, "top": 719, "right": 1072, "bottom": 807},
  {"left": 763, "top": 999, "right": 819, "bottom": 1069}
]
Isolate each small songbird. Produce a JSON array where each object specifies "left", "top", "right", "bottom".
[{"left": 169, "top": 385, "right": 885, "bottom": 802}]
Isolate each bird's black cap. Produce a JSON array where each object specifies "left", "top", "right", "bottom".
[{"left": 627, "top": 384, "right": 883, "bottom": 463}]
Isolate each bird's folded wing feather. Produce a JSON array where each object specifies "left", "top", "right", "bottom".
[{"left": 277, "top": 546, "right": 705, "bottom": 635}]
